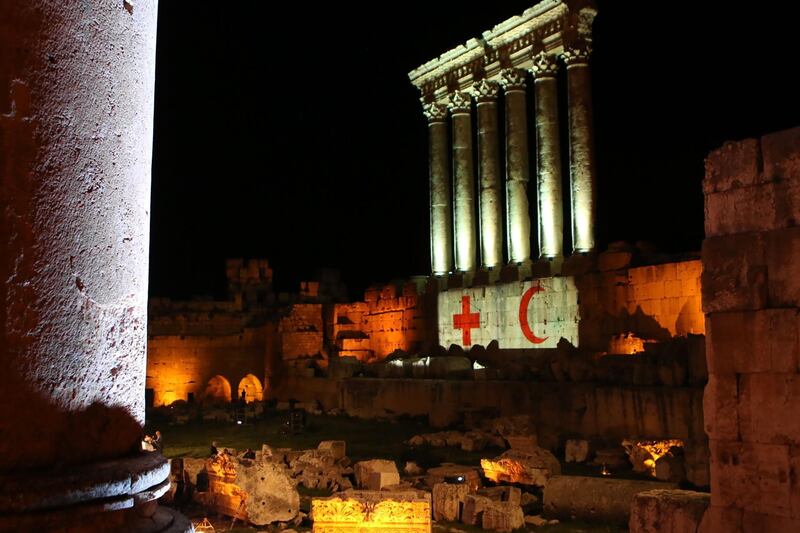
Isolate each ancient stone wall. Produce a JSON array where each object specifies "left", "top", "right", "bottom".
[
  {"left": 577, "top": 260, "right": 704, "bottom": 351},
  {"left": 330, "top": 260, "right": 702, "bottom": 360},
  {"left": 333, "top": 283, "right": 424, "bottom": 361},
  {"left": 146, "top": 326, "right": 272, "bottom": 406},
  {"left": 702, "top": 126, "right": 800, "bottom": 531},
  {"left": 279, "top": 303, "right": 324, "bottom": 360}
]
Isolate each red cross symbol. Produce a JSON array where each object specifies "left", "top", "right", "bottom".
[{"left": 453, "top": 295, "right": 480, "bottom": 346}]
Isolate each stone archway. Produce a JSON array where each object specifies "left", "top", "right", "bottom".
[
  {"left": 237, "top": 374, "right": 264, "bottom": 403},
  {"left": 204, "top": 375, "right": 232, "bottom": 403}
]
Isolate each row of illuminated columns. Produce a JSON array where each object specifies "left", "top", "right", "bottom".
[{"left": 425, "top": 46, "right": 596, "bottom": 276}]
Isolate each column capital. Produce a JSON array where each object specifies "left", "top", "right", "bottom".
[
  {"left": 448, "top": 90, "right": 472, "bottom": 114},
  {"left": 561, "top": 42, "right": 592, "bottom": 67},
  {"left": 531, "top": 52, "right": 560, "bottom": 79},
  {"left": 472, "top": 79, "right": 500, "bottom": 104},
  {"left": 500, "top": 68, "right": 527, "bottom": 91},
  {"left": 422, "top": 102, "right": 449, "bottom": 122}
]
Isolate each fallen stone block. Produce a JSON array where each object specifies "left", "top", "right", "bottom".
[
  {"left": 432, "top": 482, "right": 469, "bottom": 522},
  {"left": 481, "top": 501, "right": 525, "bottom": 532},
  {"left": 565, "top": 439, "right": 591, "bottom": 463},
  {"left": 462, "top": 494, "right": 492, "bottom": 526},
  {"left": 544, "top": 475, "right": 677, "bottom": 526},
  {"left": 477, "top": 486, "right": 521, "bottom": 506},
  {"left": 317, "top": 440, "right": 346, "bottom": 461},
  {"left": 354, "top": 459, "right": 399, "bottom": 491},
  {"left": 481, "top": 448, "right": 561, "bottom": 487},
  {"left": 199, "top": 453, "right": 299, "bottom": 526},
  {"left": 504, "top": 434, "right": 539, "bottom": 452},
  {"left": 629, "top": 489, "right": 710, "bottom": 533}
]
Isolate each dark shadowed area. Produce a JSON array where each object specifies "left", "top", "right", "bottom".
[{"left": 150, "top": 1, "right": 800, "bottom": 299}]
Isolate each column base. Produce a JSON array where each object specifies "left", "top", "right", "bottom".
[{"left": 0, "top": 452, "right": 193, "bottom": 533}]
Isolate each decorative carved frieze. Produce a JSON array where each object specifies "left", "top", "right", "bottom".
[
  {"left": 531, "top": 52, "right": 560, "bottom": 79},
  {"left": 500, "top": 68, "right": 528, "bottom": 91},
  {"left": 472, "top": 80, "right": 500, "bottom": 103},
  {"left": 448, "top": 90, "right": 473, "bottom": 114},
  {"left": 422, "top": 102, "right": 449, "bottom": 122},
  {"left": 561, "top": 43, "right": 592, "bottom": 66}
]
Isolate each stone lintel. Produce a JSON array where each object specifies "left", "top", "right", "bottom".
[{"left": 409, "top": 1, "right": 596, "bottom": 103}]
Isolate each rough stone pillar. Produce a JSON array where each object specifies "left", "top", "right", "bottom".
[
  {"left": 531, "top": 53, "right": 565, "bottom": 260},
  {"left": 0, "top": 2, "right": 190, "bottom": 531},
  {"left": 473, "top": 80, "right": 503, "bottom": 270},
  {"left": 424, "top": 102, "right": 454, "bottom": 276},
  {"left": 563, "top": 44, "right": 597, "bottom": 254},
  {"left": 501, "top": 68, "right": 533, "bottom": 265},
  {"left": 449, "top": 90, "right": 477, "bottom": 273}
]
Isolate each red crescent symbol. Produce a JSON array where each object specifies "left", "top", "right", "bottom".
[{"left": 519, "top": 285, "right": 548, "bottom": 344}]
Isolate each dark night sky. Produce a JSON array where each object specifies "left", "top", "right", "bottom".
[{"left": 149, "top": 1, "right": 800, "bottom": 300}]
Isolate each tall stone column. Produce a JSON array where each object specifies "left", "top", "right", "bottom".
[
  {"left": 501, "top": 68, "right": 533, "bottom": 265},
  {"left": 0, "top": 2, "right": 190, "bottom": 531},
  {"left": 563, "top": 43, "right": 597, "bottom": 254},
  {"left": 531, "top": 53, "right": 565, "bottom": 259},
  {"left": 424, "top": 102, "right": 453, "bottom": 276},
  {"left": 473, "top": 80, "right": 503, "bottom": 270},
  {"left": 449, "top": 90, "right": 477, "bottom": 273}
]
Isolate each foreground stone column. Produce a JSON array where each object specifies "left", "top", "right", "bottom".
[
  {"left": 531, "top": 53, "right": 564, "bottom": 260},
  {"left": 563, "top": 44, "right": 597, "bottom": 253},
  {"left": 424, "top": 102, "right": 454, "bottom": 276},
  {"left": 501, "top": 68, "right": 533, "bottom": 265},
  {"left": 473, "top": 80, "right": 503, "bottom": 270},
  {"left": 450, "top": 90, "right": 477, "bottom": 273},
  {"left": 0, "top": 2, "right": 190, "bottom": 531}
]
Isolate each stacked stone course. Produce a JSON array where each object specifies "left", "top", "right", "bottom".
[{"left": 702, "top": 126, "right": 800, "bottom": 531}]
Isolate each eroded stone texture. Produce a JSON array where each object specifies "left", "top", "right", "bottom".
[
  {"left": 629, "top": 489, "right": 710, "bottom": 533},
  {"left": 544, "top": 476, "right": 677, "bottom": 526},
  {"left": 702, "top": 126, "right": 800, "bottom": 528},
  {"left": 1, "top": 0, "right": 157, "bottom": 471},
  {"left": 481, "top": 448, "right": 561, "bottom": 487}
]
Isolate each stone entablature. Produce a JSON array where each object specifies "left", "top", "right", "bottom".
[{"left": 408, "top": 0, "right": 595, "bottom": 104}]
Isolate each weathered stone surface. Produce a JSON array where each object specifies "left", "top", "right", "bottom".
[
  {"left": 707, "top": 309, "right": 799, "bottom": 374},
  {"left": 428, "top": 356, "right": 473, "bottom": 379},
  {"left": 462, "top": 494, "right": 492, "bottom": 526},
  {"left": 477, "top": 486, "right": 521, "bottom": 506},
  {"left": 432, "top": 482, "right": 469, "bottom": 522},
  {"left": 481, "top": 448, "right": 560, "bottom": 487},
  {"left": 703, "top": 374, "right": 739, "bottom": 441},
  {"left": 354, "top": 459, "right": 399, "bottom": 491},
  {"left": 701, "top": 233, "right": 767, "bottom": 313},
  {"left": 629, "top": 489, "right": 710, "bottom": 533},
  {"left": 544, "top": 476, "right": 677, "bottom": 525},
  {"left": 703, "top": 138, "right": 762, "bottom": 194},
  {"left": 481, "top": 500, "right": 525, "bottom": 532},
  {"left": 565, "top": 439, "right": 591, "bottom": 463},
  {"left": 318, "top": 440, "right": 346, "bottom": 461},
  {"left": 236, "top": 461, "right": 300, "bottom": 526},
  {"left": 199, "top": 454, "right": 299, "bottom": 526}
]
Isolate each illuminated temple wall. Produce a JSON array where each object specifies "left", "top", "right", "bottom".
[
  {"left": 333, "top": 283, "right": 425, "bottom": 362},
  {"left": 146, "top": 325, "right": 275, "bottom": 406},
  {"left": 331, "top": 258, "right": 703, "bottom": 360}
]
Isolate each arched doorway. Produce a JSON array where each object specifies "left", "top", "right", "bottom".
[
  {"left": 237, "top": 374, "right": 264, "bottom": 403},
  {"left": 204, "top": 375, "right": 232, "bottom": 403}
]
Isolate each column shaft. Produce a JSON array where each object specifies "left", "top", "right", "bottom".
[
  {"left": 425, "top": 103, "right": 453, "bottom": 275},
  {"left": 564, "top": 46, "right": 597, "bottom": 253},
  {"left": 450, "top": 90, "right": 477, "bottom": 272},
  {"left": 0, "top": 0, "right": 158, "bottom": 471},
  {"left": 501, "top": 68, "right": 532, "bottom": 265},
  {"left": 474, "top": 81, "right": 503, "bottom": 269},
  {"left": 532, "top": 55, "right": 565, "bottom": 259}
]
